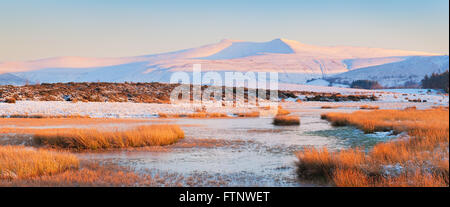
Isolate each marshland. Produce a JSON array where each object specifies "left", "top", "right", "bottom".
[
  {"left": 1, "top": 93, "right": 448, "bottom": 186},
  {"left": 1, "top": 0, "right": 449, "bottom": 190}
]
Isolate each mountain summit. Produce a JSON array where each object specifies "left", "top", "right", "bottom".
[{"left": 201, "top": 38, "right": 296, "bottom": 60}]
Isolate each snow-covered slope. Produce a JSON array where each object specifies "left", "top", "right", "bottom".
[
  {"left": 0, "top": 73, "right": 31, "bottom": 85},
  {"left": 0, "top": 38, "right": 445, "bottom": 86},
  {"left": 331, "top": 55, "right": 449, "bottom": 87},
  {"left": 201, "top": 39, "right": 294, "bottom": 59}
]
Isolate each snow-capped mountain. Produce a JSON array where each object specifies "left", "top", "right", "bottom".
[{"left": 0, "top": 38, "right": 446, "bottom": 86}]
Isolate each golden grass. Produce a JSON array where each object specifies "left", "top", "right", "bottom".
[
  {"left": 332, "top": 168, "right": 370, "bottom": 187},
  {"left": 234, "top": 111, "right": 260, "bottom": 117},
  {"left": 259, "top": 106, "right": 272, "bottom": 110},
  {"left": 158, "top": 113, "right": 170, "bottom": 118},
  {"left": 321, "top": 105, "right": 341, "bottom": 109},
  {"left": 273, "top": 115, "right": 300, "bottom": 126},
  {"left": 0, "top": 146, "right": 79, "bottom": 179},
  {"left": 320, "top": 108, "right": 448, "bottom": 133},
  {"left": 33, "top": 125, "right": 185, "bottom": 150},
  {"left": 4, "top": 98, "right": 16, "bottom": 104},
  {"left": 230, "top": 106, "right": 291, "bottom": 118},
  {"left": 432, "top": 106, "right": 449, "bottom": 110},
  {"left": 0, "top": 162, "right": 157, "bottom": 187},
  {"left": 0, "top": 161, "right": 161, "bottom": 186},
  {"left": 0, "top": 114, "right": 90, "bottom": 119},
  {"left": 404, "top": 106, "right": 417, "bottom": 110},
  {"left": 276, "top": 108, "right": 291, "bottom": 115},
  {"left": 0, "top": 128, "right": 51, "bottom": 134},
  {"left": 0, "top": 160, "right": 230, "bottom": 187},
  {"left": 359, "top": 105, "right": 380, "bottom": 110},
  {"left": 333, "top": 169, "right": 448, "bottom": 187},
  {"left": 188, "top": 112, "right": 228, "bottom": 118},
  {"left": 0, "top": 117, "right": 167, "bottom": 127},
  {"left": 298, "top": 108, "right": 449, "bottom": 187}
]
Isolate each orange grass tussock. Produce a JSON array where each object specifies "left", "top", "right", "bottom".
[
  {"left": 320, "top": 108, "right": 448, "bottom": 134},
  {"left": 359, "top": 105, "right": 380, "bottom": 110},
  {"left": 0, "top": 161, "right": 227, "bottom": 187},
  {"left": 273, "top": 115, "right": 300, "bottom": 126},
  {"left": 0, "top": 162, "right": 157, "bottom": 187},
  {"left": 0, "top": 117, "right": 166, "bottom": 128},
  {"left": 0, "top": 114, "right": 90, "bottom": 119},
  {"left": 158, "top": 112, "right": 228, "bottom": 119},
  {"left": 332, "top": 168, "right": 449, "bottom": 187},
  {"left": 0, "top": 146, "right": 79, "bottom": 179},
  {"left": 33, "top": 125, "right": 185, "bottom": 150},
  {"left": 234, "top": 111, "right": 260, "bottom": 117},
  {"left": 188, "top": 112, "right": 228, "bottom": 118},
  {"left": 298, "top": 108, "right": 449, "bottom": 187},
  {"left": 276, "top": 108, "right": 291, "bottom": 116},
  {"left": 321, "top": 105, "right": 341, "bottom": 109}
]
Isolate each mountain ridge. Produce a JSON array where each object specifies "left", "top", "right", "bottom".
[{"left": 0, "top": 38, "right": 446, "bottom": 87}]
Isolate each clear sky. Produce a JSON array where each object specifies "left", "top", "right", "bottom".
[{"left": 0, "top": 0, "right": 448, "bottom": 61}]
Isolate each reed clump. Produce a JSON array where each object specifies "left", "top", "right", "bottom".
[
  {"left": 273, "top": 115, "right": 300, "bottom": 126},
  {"left": 359, "top": 105, "right": 380, "bottom": 110},
  {"left": 0, "top": 161, "right": 161, "bottom": 186},
  {"left": 188, "top": 112, "right": 228, "bottom": 118},
  {"left": 234, "top": 111, "right": 260, "bottom": 117},
  {"left": 4, "top": 98, "right": 16, "bottom": 104},
  {"left": 158, "top": 112, "right": 228, "bottom": 118},
  {"left": 0, "top": 114, "right": 91, "bottom": 119},
  {"left": 321, "top": 105, "right": 341, "bottom": 109},
  {"left": 297, "top": 108, "right": 449, "bottom": 187},
  {"left": 276, "top": 107, "right": 291, "bottom": 115},
  {"left": 33, "top": 125, "right": 185, "bottom": 150},
  {"left": 0, "top": 146, "right": 79, "bottom": 179}
]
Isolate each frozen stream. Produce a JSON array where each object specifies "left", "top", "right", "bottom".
[{"left": 78, "top": 106, "right": 398, "bottom": 186}]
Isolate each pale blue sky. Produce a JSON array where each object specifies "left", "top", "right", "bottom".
[{"left": 0, "top": 0, "right": 448, "bottom": 61}]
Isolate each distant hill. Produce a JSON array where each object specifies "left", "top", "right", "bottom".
[
  {"left": 0, "top": 73, "right": 31, "bottom": 85},
  {"left": 331, "top": 56, "right": 449, "bottom": 87}
]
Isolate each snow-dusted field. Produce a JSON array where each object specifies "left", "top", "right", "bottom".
[
  {"left": 0, "top": 92, "right": 446, "bottom": 187},
  {"left": 1, "top": 99, "right": 446, "bottom": 119},
  {"left": 372, "top": 89, "right": 448, "bottom": 104},
  {"left": 281, "top": 101, "right": 442, "bottom": 111},
  {"left": 0, "top": 85, "right": 447, "bottom": 118},
  {"left": 280, "top": 84, "right": 449, "bottom": 104},
  {"left": 0, "top": 101, "right": 260, "bottom": 118},
  {"left": 279, "top": 83, "right": 370, "bottom": 93}
]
